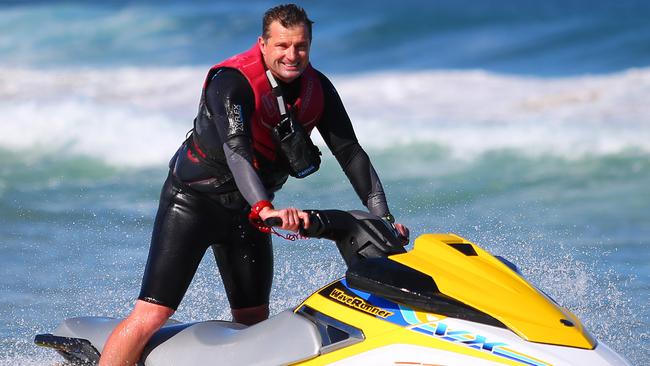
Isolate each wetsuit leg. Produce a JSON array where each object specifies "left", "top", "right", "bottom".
[
  {"left": 211, "top": 213, "right": 274, "bottom": 310},
  {"left": 138, "top": 174, "right": 228, "bottom": 310}
]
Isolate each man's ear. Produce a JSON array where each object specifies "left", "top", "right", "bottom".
[{"left": 257, "top": 36, "right": 266, "bottom": 55}]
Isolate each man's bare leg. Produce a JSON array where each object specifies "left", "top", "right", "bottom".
[{"left": 98, "top": 300, "right": 174, "bottom": 366}]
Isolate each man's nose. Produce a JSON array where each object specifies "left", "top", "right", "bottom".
[{"left": 286, "top": 46, "right": 297, "bottom": 61}]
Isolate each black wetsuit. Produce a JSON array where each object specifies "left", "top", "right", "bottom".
[{"left": 138, "top": 68, "right": 390, "bottom": 310}]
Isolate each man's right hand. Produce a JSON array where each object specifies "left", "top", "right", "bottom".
[{"left": 258, "top": 206, "right": 310, "bottom": 232}]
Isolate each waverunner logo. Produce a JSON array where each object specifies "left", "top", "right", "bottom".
[{"left": 329, "top": 289, "right": 394, "bottom": 318}]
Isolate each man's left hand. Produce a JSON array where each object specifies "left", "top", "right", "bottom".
[{"left": 394, "top": 223, "right": 410, "bottom": 245}]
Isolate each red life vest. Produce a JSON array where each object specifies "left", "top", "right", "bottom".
[{"left": 203, "top": 44, "right": 324, "bottom": 162}]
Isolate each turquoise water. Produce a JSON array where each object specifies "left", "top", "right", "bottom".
[{"left": 1, "top": 1, "right": 649, "bottom": 364}]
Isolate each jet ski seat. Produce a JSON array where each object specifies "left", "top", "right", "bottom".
[
  {"left": 143, "top": 309, "right": 321, "bottom": 365},
  {"left": 48, "top": 310, "right": 322, "bottom": 365}
]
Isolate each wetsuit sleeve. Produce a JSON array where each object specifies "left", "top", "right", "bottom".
[
  {"left": 315, "top": 72, "right": 391, "bottom": 217},
  {"left": 205, "top": 69, "right": 270, "bottom": 205}
]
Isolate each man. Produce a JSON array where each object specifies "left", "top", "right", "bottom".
[{"left": 99, "top": 4, "right": 408, "bottom": 365}]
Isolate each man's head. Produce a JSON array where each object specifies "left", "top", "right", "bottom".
[{"left": 258, "top": 4, "right": 314, "bottom": 83}]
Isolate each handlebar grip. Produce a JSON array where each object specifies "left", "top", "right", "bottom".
[
  {"left": 263, "top": 211, "right": 324, "bottom": 237},
  {"left": 263, "top": 217, "right": 283, "bottom": 227}
]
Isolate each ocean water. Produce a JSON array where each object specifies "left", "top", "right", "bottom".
[{"left": 1, "top": 1, "right": 649, "bottom": 365}]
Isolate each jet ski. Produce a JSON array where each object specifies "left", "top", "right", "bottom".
[{"left": 35, "top": 210, "right": 631, "bottom": 365}]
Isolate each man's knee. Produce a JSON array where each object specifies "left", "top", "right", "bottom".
[{"left": 129, "top": 300, "right": 175, "bottom": 331}]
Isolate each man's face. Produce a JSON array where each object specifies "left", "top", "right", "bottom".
[{"left": 258, "top": 21, "right": 310, "bottom": 83}]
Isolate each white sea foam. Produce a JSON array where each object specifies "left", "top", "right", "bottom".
[
  {"left": 333, "top": 68, "right": 650, "bottom": 158},
  {"left": 1, "top": 66, "right": 649, "bottom": 167}
]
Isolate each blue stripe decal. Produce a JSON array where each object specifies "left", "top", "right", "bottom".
[{"left": 494, "top": 348, "right": 549, "bottom": 366}]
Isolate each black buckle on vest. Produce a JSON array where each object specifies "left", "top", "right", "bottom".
[{"left": 275, "top": 116, "right": 295, "bottom": 141}]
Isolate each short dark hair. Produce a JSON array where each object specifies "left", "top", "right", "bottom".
[{"left": 262, "top": 4, "right": 314, "bottom": 41}]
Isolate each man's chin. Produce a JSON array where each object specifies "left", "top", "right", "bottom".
[{"left": 277, "top": 71, "right": 302, "bottom": 83}]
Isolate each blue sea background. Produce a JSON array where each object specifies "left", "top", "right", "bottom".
[{"left": 1, "top": 0, "right": 649, "bottom": 364}]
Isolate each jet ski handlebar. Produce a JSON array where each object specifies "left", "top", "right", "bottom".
[
  {"left": 264, "top": 210, "right": 407, "bottom": 266},
  {"left": 262, "top": 216, "right": 285, "bottom": 227}
]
